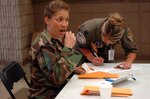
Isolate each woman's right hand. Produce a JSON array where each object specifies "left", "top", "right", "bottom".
[
  {"left": 92, "top": 57, "right": 104, "bottom": 66},
  {"left": 64, "top": 31, "right": 76, "bottom": 48},
  {"left": 74, "top": 66, "right": 86, "bottom": 74}
]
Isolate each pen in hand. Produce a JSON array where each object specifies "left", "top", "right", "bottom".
[
  {"left": 91, "top": 49, "right": 98, "bottom": 57},
  {"left": 90, "top": 49, "right": 104, "bottom": 66}
]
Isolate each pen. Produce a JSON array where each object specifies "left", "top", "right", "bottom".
[
  {"left": 132, "top": 77, "right": 136, "bottom": 81},
  {"left": 105, "top": 78, "right": 114, "bottom": 83},
  {"left": 130, "top": 74, "right": 136, "bottom": 81},
  {"left": 91, "top": 49, "right": 98, "bottom": 57}
]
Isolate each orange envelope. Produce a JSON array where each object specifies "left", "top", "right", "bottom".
[
  {"left": 78, "top": 71, "right": 119, "bottom": 79},
  {"left": 81, "top": 86, "right": 132, "bottom": 97}
]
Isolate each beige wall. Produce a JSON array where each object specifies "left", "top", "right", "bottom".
[
  {"left": 33, "top": 1, "right": 150, "bottom": 62},
  {"left": 1, "top": 1, "right": 149, "bottom": 65},
  {"left": 0, "top": 0, "right": 34, "bottom": 64},
  {"left": 69, "top": 1, "right": 150, "bottom": 62}
]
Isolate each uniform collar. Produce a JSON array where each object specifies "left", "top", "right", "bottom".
[
  {"left": 42, "top": 29, "right": 63, "bottom": 44},
  {"left": 41, "top": 29, "right": 52, "bottom": 43}
]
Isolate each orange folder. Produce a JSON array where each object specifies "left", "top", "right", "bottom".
[
  {"left": 81, "top": 86, "right": 132, "bottom": 97},
  {"left": 78, "top": 71, "right": 119, "bottom": 79}
]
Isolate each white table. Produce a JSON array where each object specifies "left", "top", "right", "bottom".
[{"left": 55, "top": 63, "right": 150, "bottom": 99}]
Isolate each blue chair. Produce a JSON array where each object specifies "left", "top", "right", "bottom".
[{"left": 0, "top": 61, "right": 30, "bottom": 99}]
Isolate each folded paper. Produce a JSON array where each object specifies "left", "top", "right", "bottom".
[
  {"left": 81, "top": 63, "right": 91, "bottom": 72},
  {"left": 81, "top": 86, "right": 132, "bottom": 97},
  {"left": 78, "top": 71, "right": 119, "bottom": 79}
]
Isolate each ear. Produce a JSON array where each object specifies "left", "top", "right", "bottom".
[{"left": 44, "top": 16, "right": 49, "bottom": 25}]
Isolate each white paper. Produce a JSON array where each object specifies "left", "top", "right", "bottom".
[{"left": 82, "top": 63, "right": 91, "bottom": 73}]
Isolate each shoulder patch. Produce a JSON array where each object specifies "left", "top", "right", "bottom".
[{"left": 76, "top": 32, "right": 86, "bottom": 44}]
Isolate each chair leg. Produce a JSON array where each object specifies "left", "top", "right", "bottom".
[
  {"left": 2, "top": 80, "right": 16, "bottom": 99},
  {"left": 23, "top": 76, "right": 30, "bottom": 87},
  {"left": 7, "top": 89, "right": 16, "bottom": 99}
]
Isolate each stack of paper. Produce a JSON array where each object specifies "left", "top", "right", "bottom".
[
  {"left": 81, "top": 86, "right": 132, "bottom": 97},
  {"left": 78, "top": 71, "right": 119, "bottom": 79}
]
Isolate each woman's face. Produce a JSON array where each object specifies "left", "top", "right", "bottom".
[
  {"left": 101, "top": 22, "right": 113, "bottom": 46},
  {"left": 101, "top": 33, "right": 113, "bottom": 46},
  {"left": 45, "top": 10, "right": 69, "bottom": 39}
]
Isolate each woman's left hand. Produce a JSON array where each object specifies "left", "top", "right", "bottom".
[{"left": 114, "top": 62, "right": 132, "bottom": 69}]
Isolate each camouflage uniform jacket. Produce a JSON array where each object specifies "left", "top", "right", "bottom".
[
  {"left": 29, "top": 29, "right": 82, "bottom": 99},
  {"left": 76, "top": 18, "right": 138, "bottom": 61}
]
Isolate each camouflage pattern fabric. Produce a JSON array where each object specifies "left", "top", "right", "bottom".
[
  {"left": 76, "top": 18, "right": 138, "bottom": 62},
  {"left": 28, "top": 29, "right": 82, "bottom": 99}
]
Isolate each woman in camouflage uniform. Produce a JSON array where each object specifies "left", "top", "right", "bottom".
[
  {"left": 29, "top": 0, "right": 85, "bottom": 99},
  {"left": 76, "top": 12, "right": 138, "bottom": 69}
]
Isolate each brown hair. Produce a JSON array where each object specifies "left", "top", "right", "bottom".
[
  {"left": 44, "top": 0, "right": 70, "bottom": 18},
  {"left": 104, "top": 12, "right": 127, "bottom": 44},
  {"left": 108, "top": 12, "right": 125, "bottom": 28}
]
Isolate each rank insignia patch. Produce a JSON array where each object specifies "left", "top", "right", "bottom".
[{"left": 76, "top": 32, "right": 86, "bottom": 44}]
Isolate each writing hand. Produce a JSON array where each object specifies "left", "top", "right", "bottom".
[{"left": 92, "top": 57, "right": 104, "bottom": 66}]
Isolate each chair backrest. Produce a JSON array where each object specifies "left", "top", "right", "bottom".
[{"left": 0, "top": 61, "right": 30, "bottom": 99}]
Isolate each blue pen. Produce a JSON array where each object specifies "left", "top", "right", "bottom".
[{"left": 105, "top": 78, "right": 114, "bottom": 82}]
